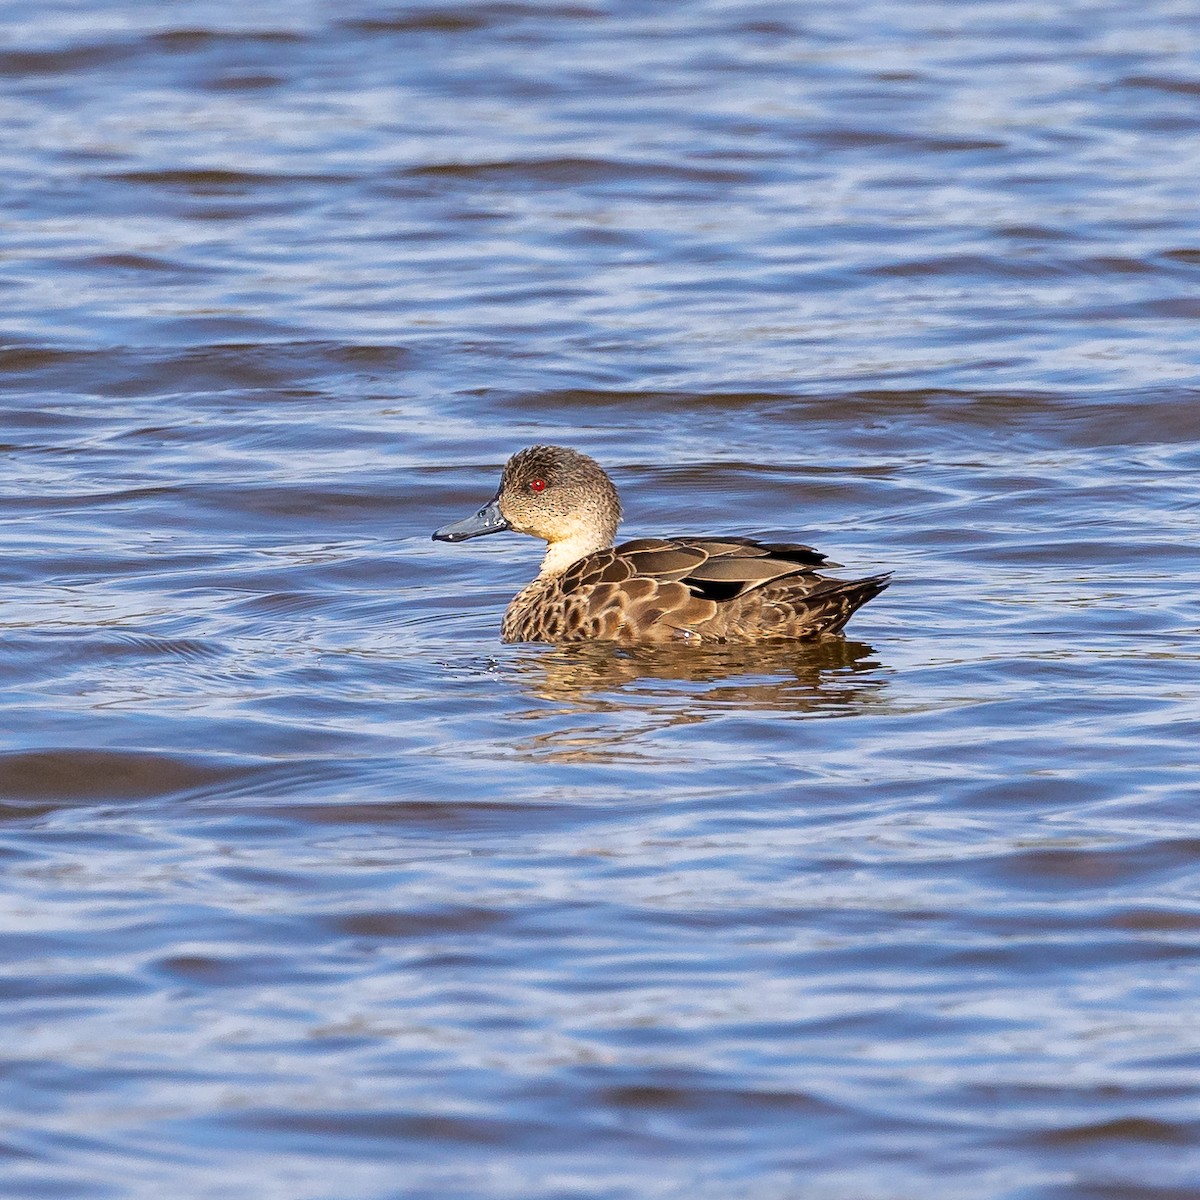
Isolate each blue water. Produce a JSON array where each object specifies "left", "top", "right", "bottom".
[{"left": 2, "top": 2, "right": 1199, "bottom": 1197}]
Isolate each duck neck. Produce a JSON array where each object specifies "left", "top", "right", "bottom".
[{"left": 538, "top": 529, "right": 610, "bottom": 578}]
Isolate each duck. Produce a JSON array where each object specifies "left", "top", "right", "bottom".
[{"left": 432, "top": 445, "right": 889, "bottom": 644}]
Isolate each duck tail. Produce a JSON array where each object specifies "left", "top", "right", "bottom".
[{"left": 797, "top": 572, "right": 891, "bottom": 638}]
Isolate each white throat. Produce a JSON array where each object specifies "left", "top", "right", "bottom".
[{"left": 538, "top": 531, "right": 607, "bottom": 578}]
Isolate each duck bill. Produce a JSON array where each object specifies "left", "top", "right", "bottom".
[{"left": 432, "top": 497, "right": 510, "bottom": 542}]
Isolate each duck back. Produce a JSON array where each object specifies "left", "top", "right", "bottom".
[{"left": 501, "top": 535, "right": 889, "bottom": 644}]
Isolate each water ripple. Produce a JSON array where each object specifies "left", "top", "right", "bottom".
[{"left": 1, "top": 0, "right": 1199, "bottom": 1197}]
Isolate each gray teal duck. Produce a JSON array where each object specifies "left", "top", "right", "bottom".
[{"left": 433, "top": 445, "right": 889, "bottom": 644}]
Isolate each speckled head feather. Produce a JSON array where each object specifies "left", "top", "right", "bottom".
[
  {"left": 496, "top": 445, "right": 621, "bottom": 554},
  {"left": 433, "top": 445, "right": 889, "bottom": 645}
]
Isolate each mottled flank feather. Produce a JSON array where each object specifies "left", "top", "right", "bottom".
[
  {"left": 501, "top": 536, "right": 889, "bottom": 644},
  {"left": 433, "top": 446, "right": 890, "bottom": 645}
]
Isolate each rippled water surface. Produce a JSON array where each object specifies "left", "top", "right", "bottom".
[{"left": 3, "top": 2, "right": 1200, "bottom": 1197}]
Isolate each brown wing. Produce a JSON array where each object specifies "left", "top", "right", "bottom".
[
  {"left": 616, "top": 536, "right": 826, "bottom": 604},
  {"left": 607, "top": 536, "right": 832, "bottom": 640},
  {"left": 621, "top": 537, "right": 884, "bottom": 642},
  {"left": 664, "top": 536, "right": 826, "bottom": 564},
  {"left": 515, "top": 537, "right": 881, "bottom": 644}
]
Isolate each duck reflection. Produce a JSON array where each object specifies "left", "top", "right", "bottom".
[{"left": 503, "top": 639, "right": 889, "bottom": 763}]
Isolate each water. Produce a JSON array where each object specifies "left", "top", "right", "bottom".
[{"left": 2, "top": 2, "right": 1199, "bottom": 1197}]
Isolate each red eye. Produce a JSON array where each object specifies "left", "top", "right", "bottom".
[{"left": 529, "top": 479, "right": 546, "bottom": 492}]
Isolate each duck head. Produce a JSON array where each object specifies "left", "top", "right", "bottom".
[{"left": 432, "top": 445, "right": 622, "bottom": 576}]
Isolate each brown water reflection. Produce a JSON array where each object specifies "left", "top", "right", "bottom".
[
  {"left": 505, "top": 640, "right": 889, "bottom": 763},
  {"left": 510, "top": 638, "right": 887, "bottom": 710}
]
